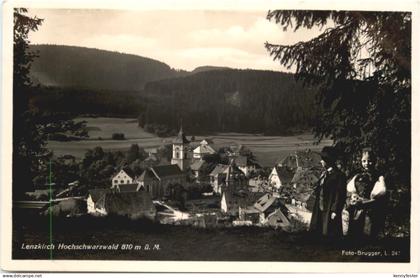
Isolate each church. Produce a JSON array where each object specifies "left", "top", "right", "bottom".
[{"left": 170, "top": 126, "right": 190, "bottom": 171}]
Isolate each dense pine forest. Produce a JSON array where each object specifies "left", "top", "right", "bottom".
[{"left": 28, "top": 45, "right": 319, "bottom": 136}]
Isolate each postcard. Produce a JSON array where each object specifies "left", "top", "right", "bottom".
[{"left": 1, "top": 0, "right": 419, "bottom": 273}]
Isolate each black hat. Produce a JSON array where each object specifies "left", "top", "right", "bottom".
[{"left": 320, "top": 146, "right": 336, "bottom": 164}]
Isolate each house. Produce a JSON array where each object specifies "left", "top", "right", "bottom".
[
  {"left": 290, "top": 167, "right": 321, "bottom": 207},
  {"left": 221, "top": 191, "right": 262, "bottom": 216},
  {"left": 87, "top": 188, "right": 111, "bottom": 215},
  {"left": 193, "top": 139, "right": 216, "bottom": 160},
  {"left": 111, "top": 168, "right": 136, "bottom": 188},
  {"left": 234, "top": 155, "right": 258, "bottom": 176},
  {"left": 189, "top": 159, "right": 207, "bottom": 180},
  {"left": 209, "top": 164, "right": 229, "bottom": 194},
  {"left": 219, "top": 161, "right": 251, "bottom": 214},
  {"left": 137, "top": 164, "right": 186, "bottom": 199},
  {"left": 87, "top": 189, "right": 156, "bottom": 220},
  {"left": 268, "top": 166, "right": 294, "bottom": 190},
  {"left": 252, "top": 193, "right": 290, "bottom": 228}
]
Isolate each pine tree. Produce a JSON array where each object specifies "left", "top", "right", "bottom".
[{"left": 266, "top": 10, "right": 411, "bottom": 184}]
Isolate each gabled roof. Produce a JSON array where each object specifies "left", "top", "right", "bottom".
[
  {"left": 88, "top": 188, "right": 111, "bottom": 203},
  {"left": 151, "top": 164, "right": 183, "bottom": 179},
  {"left": 190, "top": 160, "right": 205, "bottom": 171},
  {"left": 291, "top": 168, "right": 321, "bottom": 203},
  {"left": 200, "top": 139, "right": 214, "bottom": 145},
  {"left": 138, "top": 169, "right": 159, "bottom": 182},
  {"left": 117, "top": 183, "right": 140, "bottom": 192},
  {"left": 210, "top": 164, "right": 229, "bottom": 176},
  {"left": 254, "top": 194, "right": 278, "bottom": 212},
  {"left": 173, "top": 126, "right": 189, "bottom": 144},
  {"left": 193, "top": 144, "right": 216, "bottom": 154},
  {"left": 113, "top": 167, "right": 135, "bottom": 180},
  {"left": 272, "top": 166, "right": 295, "bottom": 185},
  {"left": 291, "top": 168, "right": 320, "bottom": 185}
]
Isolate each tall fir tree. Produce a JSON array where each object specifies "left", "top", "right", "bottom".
[{"left": 265, "top": 10, "right": 411, "bottom": 185}]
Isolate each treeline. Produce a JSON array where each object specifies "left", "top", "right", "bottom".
[
  {"left": 29, "top": 69, "right": 319, "bottom": 136},
  {"left": 29, "top": 86, "right": 146, "bottom": 117},
  {"left": 26, "top": 45, "right": 321, "bottom": 136},
  {"left": 139, "top": 69, "right": 319, "bottom": 135}
]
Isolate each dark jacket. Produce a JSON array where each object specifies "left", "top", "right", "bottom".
[{"left": 309, "top": 167, "right": 347, "bottom": 237}]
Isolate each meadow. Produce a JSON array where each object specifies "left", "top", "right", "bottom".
[
  {"left": 13, "top": 215, "right": 409, "bottom": 262},
  {"left": 47, "top": 117, "right": 332, "bottom": 167}
]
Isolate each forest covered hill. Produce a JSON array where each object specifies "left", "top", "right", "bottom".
[
  {"left": 28, "top": 45, "right": 319, "bottom": 136},
  {"left": 29, "top": 44, "right": 186, "bottom": 91}
]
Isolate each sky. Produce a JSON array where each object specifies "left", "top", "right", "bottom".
[{"left": 27, "top": 9, "right": 324, "bottom": 72}]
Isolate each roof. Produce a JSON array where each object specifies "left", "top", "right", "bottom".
[
  {"left": 113, "top": 167, "right": 135, "bottom": 179},
  {"left": 138, "top": 169, "right": 159, "bottom": 182},
  {"left": 210, "top": 164, "right": 229, "bottom": 176},
  {"left": 190, "top": 160, "right": 205, "bottom": 171},
  {"left": 224, "top": 191, "right": 265, "bottom": 208},
  {"left": 200, "top": 139, "right": 214, "bottom": 145},
  {"left": 104, "top": 191, "right": 156, "bottom": 218},
  {"left": 291, "top": 168, "right": 320, "bottom": 185},
  {"left": 291, "top": 168, "right": 321, "bottom": 203},
  {"left": 151, "top": 164, "right": 184, "bottom": 179},
  {"left": 88, "top": 188, "right": 111, "bottom": 203},
  {"left": 273, "top": 166, "right": 295, "bottom": 185},
  {"left": 254, "top": 194, "right": 278, "bottom": 212},
  {"left": 117, "top": 183, "right": 140, "bottom": 192},
  {"left": 193, "top": 144, "right": 216, "bottom": 155},
  {"left": 173, "top": 126, "right": 190, "bottom": 144},
  {"left": 296, "top": 150, "right": 322, "bottom": 169}
]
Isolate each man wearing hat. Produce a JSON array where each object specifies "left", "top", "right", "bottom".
[{"left": 309, "top": 146, "right": 347, "bottom": 237}]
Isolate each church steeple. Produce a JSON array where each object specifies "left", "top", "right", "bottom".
[
  {"left": 173, "top": 125, "right": 189, "bottom": 144},
  {"left": 171, "top": 125, "right": 190, "bottom": 171}
]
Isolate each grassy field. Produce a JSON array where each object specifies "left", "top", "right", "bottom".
[{"left": 47, "top": 117, "right": 332, "bottom": 167}]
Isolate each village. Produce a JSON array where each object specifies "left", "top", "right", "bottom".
[{"left": 77, "top": 126, "right": 324, "bottom": 231}]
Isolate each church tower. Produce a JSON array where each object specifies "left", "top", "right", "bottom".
[{"left": 171, "top": 126, "right": 190, "bottom": 171}]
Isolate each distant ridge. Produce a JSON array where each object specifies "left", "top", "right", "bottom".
[
  {"left": 29, "top": 44, "right": 186, "bottom": 91},
  {"left": 191, "top": 66, "right": 231, "bottom": 74}
]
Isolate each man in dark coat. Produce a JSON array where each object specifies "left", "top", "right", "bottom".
[{"left": 309, "top": 146, "right": 347, "bottom": 237}]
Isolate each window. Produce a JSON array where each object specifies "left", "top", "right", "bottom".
[
  {"left": 120, "top": 180, "right": 124, "bottom": 184},
  {"left": 175, "top": 152, "right": 179, "bottom": 159},
  {"left": 114, "top": 180, "right": 118, "bottom": 184}
]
